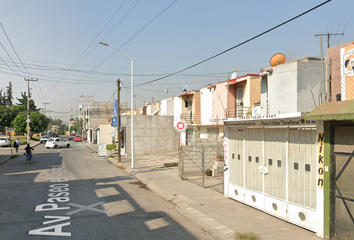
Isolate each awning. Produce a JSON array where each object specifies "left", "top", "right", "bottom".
[
  {"left": 304, "top": 100, "right": 354, "bottom": 121},
  {"left": 109, "top": 128, "right": 124, "bottom": 137}
]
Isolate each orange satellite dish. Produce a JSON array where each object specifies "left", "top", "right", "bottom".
[{"left": 270, "top": 53, "right": 286, "bottom": 67}]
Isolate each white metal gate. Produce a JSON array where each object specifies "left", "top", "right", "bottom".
[{"left": 227, "top": 127, "right": 317, "bottom": 231}]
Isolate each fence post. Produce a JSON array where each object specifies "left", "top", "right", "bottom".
[{"left": 202, "top": 145, "right": 205, "bottom": 188}]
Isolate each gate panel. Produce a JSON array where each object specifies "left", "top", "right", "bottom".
[
  {"left": 264, "top": 128, "right": 286, "bottom": 200},
  {"left": 332, "top": 125, "right": 354, "bottom": 239},
  {"left": 244, "top": 128, "right": 262, "bottom": 192},
  {"left": 230, "top": 128, "right": 244, "bottom": 186},
  {"left": 288, "top": 129, "right": 317, "bottom": 208}
]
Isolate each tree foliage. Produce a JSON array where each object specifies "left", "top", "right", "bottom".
[
  {"left": 16, "top": 92, "right": 39, "bottom": 112},
  {"left": 12, "top": 112, "right": 48, "bottom": 134},
  {"left": 5, "top": 82, "right": 13, "bottom": 107},
  {"left": 30, "top": 112, "right": 48, "bottom": 133},
  {"left": 70, "top": 118, "right": 83, "bottom": 134},
  {"left": 12, "top": 114, "right": 27, "bottom": 134}
]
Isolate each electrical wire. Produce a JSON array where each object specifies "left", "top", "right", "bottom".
[
  {"left": 119, "top": 0, "right": 177, "bottom": 49},
  {"left": 136, "top": 0, "right": 332, "bottom": 87},
  {"left": 46, "top": 0, "right": 129, "bottom": 98}
]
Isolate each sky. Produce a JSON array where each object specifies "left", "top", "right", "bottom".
[{"left": 0, "top": 0, "right": 353, "bottom": 123}]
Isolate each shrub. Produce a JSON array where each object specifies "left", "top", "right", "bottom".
[{"left": 106, "top": 144, "right": 116, "bottom": 150}]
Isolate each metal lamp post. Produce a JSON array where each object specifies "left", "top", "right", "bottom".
[{"left": 99, "top": 42, "right": 134, "bottom": 169}]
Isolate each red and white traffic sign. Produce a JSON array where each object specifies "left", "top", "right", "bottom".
[{"left": 174, "top": 120, "right": 187, "bottom": 132}]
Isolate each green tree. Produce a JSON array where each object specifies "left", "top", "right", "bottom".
[
  {"left": 70, "top": 118, "right": 83, "bottom": 134},
  {"left": 30, "top": 112, "right": 48, "bottom": 133},
  {"left": 12, "top": 113, "right": 27, "bottom": 135},
  {"left": 49, "top": 118, "right": 63, "bottom": 126},
  {"left": 5, "top": 82, "right": 13, "bottom": 107},
  {"left": 0, "top": 89, "right": 5, "bottom": 106},
  {"left": 16, "top": 92, "right": 39, "bottom": 112},
  {"left": 12, "top": 112, "right": 48, "bottom": 135},
  {"left": 0, "top": 106, "right": 11, "bottom": 127}
]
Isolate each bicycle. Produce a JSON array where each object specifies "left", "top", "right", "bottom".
[{"left": 25, "top": 152, "right": 33, "bottom": 164}]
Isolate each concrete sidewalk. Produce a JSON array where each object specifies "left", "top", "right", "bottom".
[{"left": 87, "top": 143, "right": 321, "bottom": 240}]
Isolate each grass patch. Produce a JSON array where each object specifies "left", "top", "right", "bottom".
[
  {"left": 116, "top": 165, "right": 125, "bottom": 170},
  {"left": 107, "top": 155, "right": 115, "bottom": 158},
  {"left": 235, "top": 232, "right": 260, "bottom": 240},
  {"left": 106, "top": 144, "right": 116, "bottom": 150},
  {"left": 155, "top": 165, "right": 178, "bottom": 169},
  {"left": 10, "top": 155, "right": 19, "bottom": 159}
]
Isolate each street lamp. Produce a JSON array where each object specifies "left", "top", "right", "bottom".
[{"left": 99, "top": 42, "right": 134, "bottom": 169}]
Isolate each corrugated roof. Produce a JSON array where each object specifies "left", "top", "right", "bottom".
[{"left": 304, "top": 100, "right": 354, "bottom": 121}]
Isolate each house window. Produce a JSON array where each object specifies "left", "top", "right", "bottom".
[
  {"left": 236, "top": 87, "right": 244, "bottom": 117},
  {"left": 186, "top": 129, "right": 194, "bottom": 145},
  {"left": 188, "top": 100, "right": 193, "bottom": 123},
  {"left": 207, "top": 129, "right": 218, "bottom": 139}
]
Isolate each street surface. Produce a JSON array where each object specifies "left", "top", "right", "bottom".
[{"left": 0, "top": 140, "right": 213, "bottom": 239}]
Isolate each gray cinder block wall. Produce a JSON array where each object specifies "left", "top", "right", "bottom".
[
  {"left": 179, "top": 138, "right": 223, "bottom": 177},
  {"left": 121, "top": 115, "right": 179, "bottom": 156}
]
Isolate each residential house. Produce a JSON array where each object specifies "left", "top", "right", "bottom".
[
  {"left": 224, "top": 56, "right": 324, "bottom": 236},
  {"left": 260, "top": 57, "right": 323, "bottom": 115},
  {"left": 78, "top": 95, "right": 127, "bottom": 143},
  {"left": 177, "top": 90, "right": 201, "bottom": 145}
]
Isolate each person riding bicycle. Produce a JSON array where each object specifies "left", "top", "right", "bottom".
[{"left": 24, "top": 144, "right": 34, "bottom": 160}]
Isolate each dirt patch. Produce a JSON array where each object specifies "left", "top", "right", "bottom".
[{"left": 129, "top": 181, "right": 149, "bottom": 190}]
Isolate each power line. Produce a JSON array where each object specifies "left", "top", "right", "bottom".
[
  {"left": 119, "top": 0, "right": 177, "bottom": 49},
  {"left": 136, "top": 0, "right": 333, "bottom": 87},
  {"left": 0, "top": 22, "right": 34, "bottom": 78},
  {"left": 45, "top": 0, "right": 129, "bottom": 98}
]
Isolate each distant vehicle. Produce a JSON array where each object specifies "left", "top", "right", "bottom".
[
  {"left": 68, "top": 134, "right": 76, "bottom": 140},
  {"left": 40, "top": 136, "right": 49, "bottom": 143},
  {"left": 0, "top": 137, "right": 11, "bottom": 147},
  {"left": 74, "top": 135, "right": 82, "bottom": 142},
  {"left": 45, "top": 138, "right": 70, "bottom": 149}
]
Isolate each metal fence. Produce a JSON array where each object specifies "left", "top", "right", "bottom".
[{"left": 179, "top": 139, "right": 224, "bottom": 193}]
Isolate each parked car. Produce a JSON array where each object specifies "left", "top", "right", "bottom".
[
  {"left": 74, "top": 135, "right": 82, "bottom": 142},
  {"left": 45, "top": 138, "right": 70, "bottom": 149},
  {"left": 40, "top": 136, "right": 49, "bottom": 143},
  {"left": 68, "top": 134, "right": 76, "bottom": 140},
  {"left": 0, "top": 137, "right": 11, "bottom": 147}
]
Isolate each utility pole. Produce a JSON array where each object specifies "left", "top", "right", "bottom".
[
  {"left": 315, "top": 32, "right": 344, "bottom": 102},
  {"left": 227, "top": 72, "right": 229, "bottom": 118},
  {"left": 24, "top": 78, "right": 38, "bottom": 144},
  {"left": 117, "top": 79, "right": 121, "bottom": 163},
  {"left": 43, "top": 102, "right": 50, "bottom": 117},
  {"left": 315, "top": 33, "right": 344, "bottom": 49},
  {"left": 43, "top": 102, "right": 50, "bottom": 131}
]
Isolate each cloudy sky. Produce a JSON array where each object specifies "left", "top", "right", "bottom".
[{"left": 0, "top": 0, "right": 352, "bottom": 122}]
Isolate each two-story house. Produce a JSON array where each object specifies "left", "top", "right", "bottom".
[{"left": 224, "top": 56, "right": 324, "bottom": 236}]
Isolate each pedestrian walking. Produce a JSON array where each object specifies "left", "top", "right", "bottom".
[{"left": 15, "top": 139, "right": 20, "bottom": 154}]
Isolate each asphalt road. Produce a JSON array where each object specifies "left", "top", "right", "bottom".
[{"left": 0, "top": 140, "right": 213, "bottom": 240}]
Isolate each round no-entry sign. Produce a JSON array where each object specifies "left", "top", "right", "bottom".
[{"left": 174, "top": 120, "right": 187, "bottom": 132}]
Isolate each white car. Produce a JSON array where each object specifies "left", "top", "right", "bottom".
[
  {"left": 0, "top": 137, "right": 11, "bottom": 147},
  {"left": 45, "top": 138, "right": 70, "bottom": 149},
  {"left": 40, "top": 136, "right": 49, "bottom": 143}
]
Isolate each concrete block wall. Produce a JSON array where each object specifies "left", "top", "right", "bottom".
[
  {"left": 179, "top": 138, "right": 223, "bottom": 177},
  {"left": 121, "top": 115, "right": 179, "bottom": 155}
]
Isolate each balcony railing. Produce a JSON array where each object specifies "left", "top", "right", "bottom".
[
  {"left": 225, "top": 106, "right": 252, "bottom": 118},
  {"left": 180, "top": 114, "right": 201, "bottom": 124}
]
